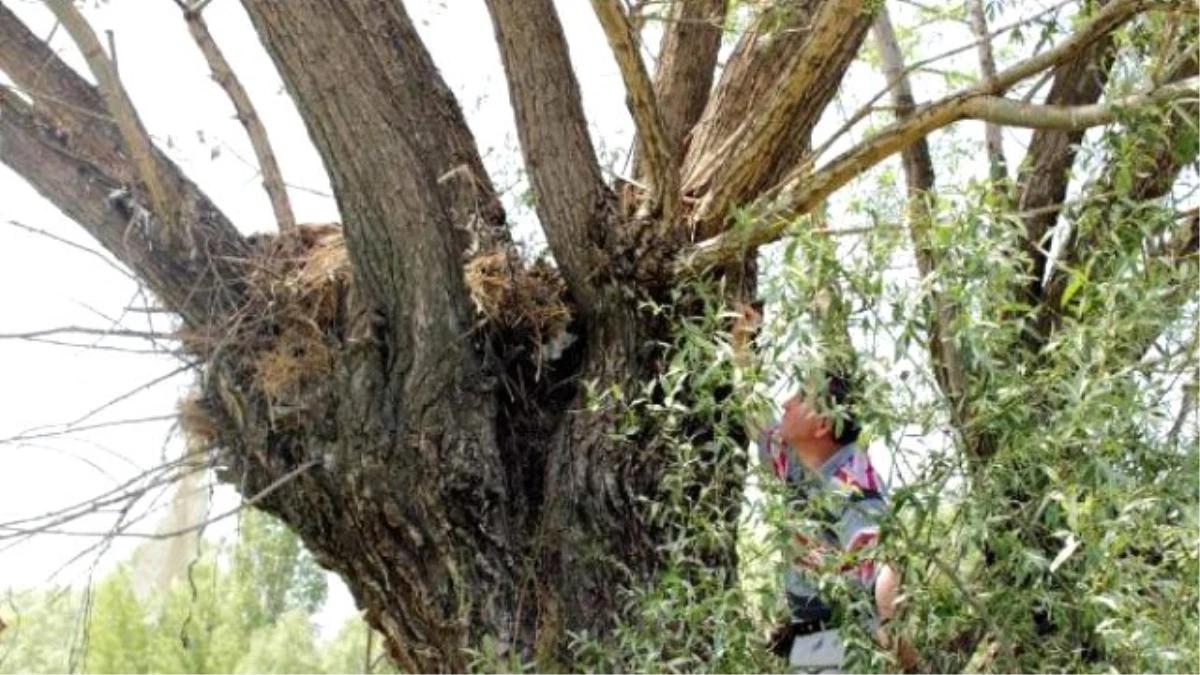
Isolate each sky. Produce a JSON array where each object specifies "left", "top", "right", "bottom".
[{"left": 0, "top": 0, "right": 1148, "bottom": 637}]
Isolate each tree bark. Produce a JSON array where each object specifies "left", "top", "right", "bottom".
[
  {"left": 484, "top": 0, "right": 615, "bottom": 314},
  {"left": 645, "top": 0, "right": 727, "bottom": 165},
  {"left": 1014, "top": 22, "right": 1117, "bottom": 329}
]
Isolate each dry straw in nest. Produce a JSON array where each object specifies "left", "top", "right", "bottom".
[{"left": 464, "top": 250, "right": 571, "bottom": 345}]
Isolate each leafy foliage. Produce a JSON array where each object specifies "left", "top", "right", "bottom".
[{"left": 0, "top": 509, "right": 391, "bottom": 675}]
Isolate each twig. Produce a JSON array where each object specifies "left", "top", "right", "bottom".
[
  {"left": 0, "top": 325, "right": 176, "bottom": 341},
  {"left": 1, "top": 460, "right": 319, "bottom": 540},
  {"left": 0, "top": 414, "right": 179, "bottom": 445},
  {"left": 105, "top": 29, "right": 117, "bottom": 75},
  {"left": 190, "top": 0, "right": 219, "bottom": 14},
  {"left": 181, "top": 6, "right": 297, "bottom": 235},
  {"left": 6, "top": 220, "right": 134, "bottom": 280}
]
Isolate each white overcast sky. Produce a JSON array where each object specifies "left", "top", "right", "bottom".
[{"left": 0, "top": 0, "right": 1109, "bottom": 629}]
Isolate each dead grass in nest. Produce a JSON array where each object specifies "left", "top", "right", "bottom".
[
  {"left": 465, "top": 250, "right": 571, "bottom": 345},
  {"left": 207, "top": 222, "right": 348, "bottom": 405},
  {"left": 255, "top": 325, "right": 333, "bottom": 401},
  {"left": 224, "top": 224, "right": 569, "bottom": 405}
]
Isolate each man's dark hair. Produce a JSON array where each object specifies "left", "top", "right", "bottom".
[{"left": 821, "top": 369, "right": 861, "bottom": 445}]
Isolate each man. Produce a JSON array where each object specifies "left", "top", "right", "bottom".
[{"left": 733, "top": 305, "right": 905, "bottom": 673}]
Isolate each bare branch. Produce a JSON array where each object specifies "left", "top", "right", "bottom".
[
  {"left": 681, "top": 0, "right": 1161, "bottom": 271},
  {"left": 181, "top": 7, "right": 296, "bottom": 236},
  {"left": 962, "top": 77, "right": 1196, "bottom": 129},
  {"left": 591, "top": 0, "right": 678, "bottom": 219},
  {"left": 648, "top": 0, "right": 726, "bottom": 161},
  {"left": 967, "top": 0, "right": 1007, "bottom": 181},
  {"left": 0, "top": 6, "right": 249, "bottom": 327},
  {"left": 44, "top": 0, "right": 179, "bottom": 238},
  {"left": 485, "top": 0, "right": 612, "bottom": 311},
  {"left": 0, "top": 414, "right": 179, "bottom": 446},
  {"left": 871, "top": 8, "right": 970, "bottom": 435},
  {"left": 0, "top": 325, "right": 175, "bottom": 341},
  {"left": 5, "top": 220, "right": 134, "bottom": 281}
]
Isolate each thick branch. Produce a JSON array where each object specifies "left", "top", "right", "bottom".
[
  {"left": 683, "top": 1, "right": 823, "bottom": 184},
  {"left": 240, "top": 0, "right": 506, "bottom": 339},
  {"left": 183, "top": 7, "right": 296, "bottom": 236},
  {"left": 45, "top": 0, "right": 179, "bottom": 237},
  {"left": 0, "top": 90, "right": 245, "bottom": 326},
  {"left": 237, "top": 3, "right": 518, "bottom": 668},
  {"left": 649, "top": 0, "right": 726, "bottom": 161},
  {"left": 967, "top": 0, "right": 1007, "bottom": 181},
  {"left": 964, "top": 78, "right": 1196, "bottom": 128},
  {"left": 1012, "top": 14, "right": 1118, "bottom": 320},
  {"left": 0, "top": 3, "right": 248, "bottom": 327},
  {"left": 591, "top": 0, "right": 678, "bottom": 218},
  {"left": 485, "top": 0, "right": 612, "bottom": 312},
  {"left": 687, "top": 0, "right": 874, "bottom": 230},
  {"left": 681, "top": 0, "right": 1162, "bottom": 271}
]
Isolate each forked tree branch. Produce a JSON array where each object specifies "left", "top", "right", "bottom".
[
  {"left": 591, "top": 0, "right": 679, "bottom": 219},
  {"left": 485, "top": 0, "right": 613, "bottom": 312},
  {"left": 681, "top": 0, "right": 1168, "bottom": 271},
  {"left": 45, "top": 0, "right": 180, "bottom": 239},
  {"left": 181, "top": 6, "right": 296, "bottom": 236}
]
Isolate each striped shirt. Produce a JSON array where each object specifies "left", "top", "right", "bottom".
[{"left": 757, "top": 423, "right": 886, "bottom": 622}]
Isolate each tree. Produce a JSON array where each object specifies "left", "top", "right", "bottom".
[
  {"left": 1, "top": 509, "right": 339, "bottom": 675},
  {"left": 0, "top": 0, "right": 1195, "bottom": 671}
]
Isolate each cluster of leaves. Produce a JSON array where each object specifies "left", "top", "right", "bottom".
[
  {"left": 0, "top": 510, "right": 392, "bottom": 675},
  {"left": 563, "top": 111, "right": 1196, "bottom": 673}
]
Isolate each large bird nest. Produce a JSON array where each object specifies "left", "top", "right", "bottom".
[{"left": 182, "top": 223, "right": 571, "bottom": 426}]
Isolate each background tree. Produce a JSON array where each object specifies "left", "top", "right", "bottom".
[{"left": 0, "top": 0, "right": 1195, "bottom": 671}]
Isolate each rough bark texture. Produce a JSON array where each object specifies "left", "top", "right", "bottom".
[
  {"left": 648, "top": 0, "right": 727, "bottom": 162},
  {"left": 484, "top": 0, "right": 615, "bottom": 312},
  {"left": 683, "top": 0, "right": 873, "bottom": 234}
]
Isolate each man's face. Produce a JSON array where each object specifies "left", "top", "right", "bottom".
[{"left": 779, "top": 391, "right": 831, "bottom": 447}]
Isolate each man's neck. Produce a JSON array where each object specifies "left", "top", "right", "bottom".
[{"left": 790, "top": 438, "right": 842, "bottom": 474}]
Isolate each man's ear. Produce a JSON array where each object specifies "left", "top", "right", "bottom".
[{"left": 814, "top": 417, "right": 832, "bottom": 439}]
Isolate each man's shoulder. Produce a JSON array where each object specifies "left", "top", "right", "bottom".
[{"left": 824, "top": 445, "right": 885, "bottom": 500}]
